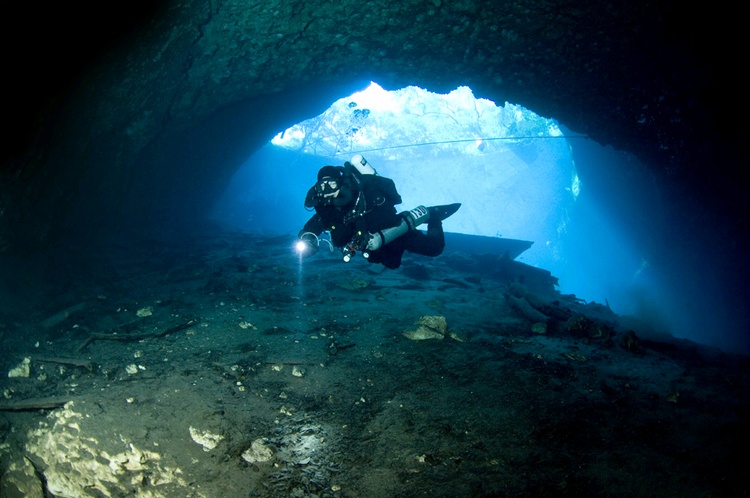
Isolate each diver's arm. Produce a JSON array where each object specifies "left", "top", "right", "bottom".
[
  {"left": 300, "top": 213, "right": 325, "bottom": 238},
  {"left": 304, "top": 187, "right": 319, "bottom": 208}
]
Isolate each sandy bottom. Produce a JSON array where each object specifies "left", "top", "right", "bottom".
[{"left": 0, "top": 224, "right": 748, "bottom": 497}]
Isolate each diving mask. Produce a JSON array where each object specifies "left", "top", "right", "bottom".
[{"left": 315, "top": 179, "right": 340, "bottom": 198}]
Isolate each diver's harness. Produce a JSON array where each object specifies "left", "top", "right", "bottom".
[{"left": 341, "top": 171, "right": 385, "bottom": 225}]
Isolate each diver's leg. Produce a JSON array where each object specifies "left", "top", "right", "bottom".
[
  {"left": 406, "top": 203, "right": 460, "bottom": 256},
  {"left": 404, "top": 224, "right": 445, "bottom": 257},
  {"left": 368, "top": 238, "right": 407, "bottom": 269}
]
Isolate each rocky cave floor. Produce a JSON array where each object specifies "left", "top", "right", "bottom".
[{"left": 0, "top": 223, "right": 748, "bottom": 497}]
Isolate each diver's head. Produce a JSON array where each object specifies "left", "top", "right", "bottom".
[
  {"left": 315, "top": 166, "right": 343, "bottom": 201},
  {"left": 317, "top": 166, "right": 341, "bottom": 182}
]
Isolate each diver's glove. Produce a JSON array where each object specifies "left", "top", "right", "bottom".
[{"left": 296, "top": 232, "right": 319, "bottom": 257}]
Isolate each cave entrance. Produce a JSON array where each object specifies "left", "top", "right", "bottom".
[
  {"left": 211, "top": 82, "right": 581, "bottom": 271},
  {"left": 210, "top": 82, "right": 674, "bottom": 335}
]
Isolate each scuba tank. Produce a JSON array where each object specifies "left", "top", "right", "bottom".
[
  {"left": 350, "top": 154, "right": 377, "bottom": 176},
  {"left": 363, "top": 205, "right": 430, "bottom": 256}
]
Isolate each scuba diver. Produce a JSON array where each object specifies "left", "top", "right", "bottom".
[{"left": 296, "top": 154, "right": 460, "bottom": 269}]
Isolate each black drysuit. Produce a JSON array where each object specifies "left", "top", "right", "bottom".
[{"left": 300, "top": 168, "right": 445, "bottom": 269}]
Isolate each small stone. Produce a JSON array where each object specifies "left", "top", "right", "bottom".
[{"left": 531, "top": 322, "right": 547, "bottom": 334}]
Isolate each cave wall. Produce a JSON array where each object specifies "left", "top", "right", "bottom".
[{"left": 1, "top": 0, "right": 745, "bottom": 255}]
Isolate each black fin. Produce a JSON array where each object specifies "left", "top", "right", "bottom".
[{"left": 429, "top": 203, "right": 461, "bottom": 222}]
